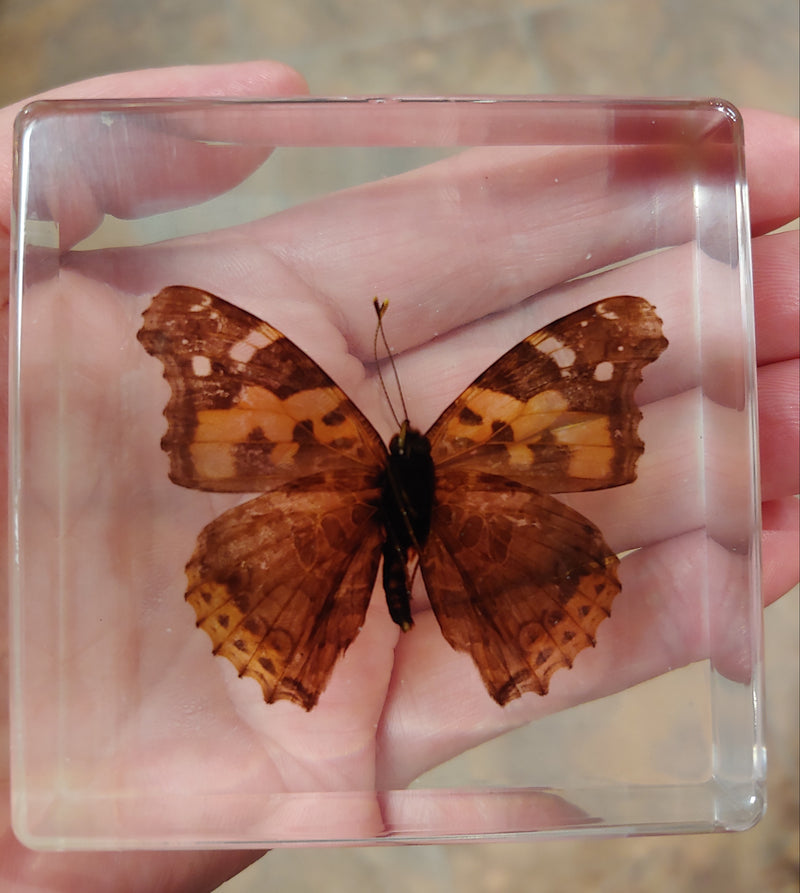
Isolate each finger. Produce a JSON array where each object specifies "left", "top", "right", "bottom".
[
  {"left": 1, "top": 843, "right": 263, "bottom": 893},
  {"left": 753, "top": 229, "right": 800, "bottom": 366},
  {"left": 60, "top": 199, "right": 722, "bottom": 377},
  {"left": 18, "top": 112, "right": 273, "bottom": 253},
  {"left": 0, "top": 61, "right": 308, "bottom": 252},
  {"left": 64, "top": 142, "right": 701, "bottom": 322},
  {"left": 380, "top": 788, "right": 592, "bottom": 837},
  {"left": 741, "top": 108, "right": 800, "bottom": 236}
]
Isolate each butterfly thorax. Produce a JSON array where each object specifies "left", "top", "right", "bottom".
[{"left": 379, "top": 422, "right": 436, "bottom": 632}]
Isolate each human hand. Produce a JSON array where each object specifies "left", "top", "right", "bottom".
[
  {"left": 1, "top": 60, "right": 310, "bottom": 893},
  {"left": 2, "top": 64, "right": 798, "bottom": 892}
]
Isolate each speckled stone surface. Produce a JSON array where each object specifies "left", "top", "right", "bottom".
[{"left": 1, "top": 1, "right": 796, "bottom": 890}]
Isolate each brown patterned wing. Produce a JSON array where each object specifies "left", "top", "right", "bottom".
[
  {"left": 138, "top": 286, "right": 390, "bottom": 709},
  {"left": 425, "top": 297, "right": 668, "bottom": 492},
  {"left": 420, "top": 471, "right": 620, "bottom": 705},
  {"left": 138, "top": 286, "right": 387, "bottom": 492},
  {"left": 186, "top": 485, "right": 384, "bottom": 710},
  {"left": 420, "top": 297, "right": 667, "bottom": 703}
]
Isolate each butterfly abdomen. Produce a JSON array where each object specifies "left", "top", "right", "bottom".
[{"left": 379, "top": 425, "right": 436, "bottom": 631}]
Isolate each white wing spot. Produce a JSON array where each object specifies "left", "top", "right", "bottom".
[
  {"left": 230, "top": 329, "right": 271, "bottom": 363},
  {"left": 189, "top": 295, "right": 212, "bottom": 312},
  {"left": 192, "top": 355, "right": 212, "bottom": 377},
  {"left": 593, "top": 361, "right": 614, "bottom": 382},
  {"left": 597, "top": 302, "right": 619, "bottom": 320},
  {"left": 539, "top": 336, "right": 576, "bottom": 371}
]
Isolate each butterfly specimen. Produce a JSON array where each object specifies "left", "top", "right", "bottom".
[{"left": 138, "top": 286, "right": 667, "bottom": 710}]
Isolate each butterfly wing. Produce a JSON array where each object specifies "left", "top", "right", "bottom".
[
  {"left": 186, "top": 487, "right": 383, "bottom": 710},
  {"left": 421, "top": 297, "right": 667, "bottom": 704},
  {"left": 420, "top": 470, "right": 619, "bottom": 704},
  {"left": 425, "top": 297, "right": 668, "bottom": 493},
  {"left": 138, "top": 286, "right": 388, "bottom": 493},
  {"left": 138, "top": 286, "right": 389, "bottom": 709}
]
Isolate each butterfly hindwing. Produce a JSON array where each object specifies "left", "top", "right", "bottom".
[
  {"left": 426, "top": 297, "right": 668, "bottom": 493},
  {"left": 138, "top": 286, "right": 387, "bottom": 493},
  {"left": 186, "top": 487, "right": 384, "bottom": 710},
  {"left": 421, "top": 471, "right": 619, "bottom": 704}
]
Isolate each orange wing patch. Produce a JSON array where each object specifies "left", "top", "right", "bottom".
[
  {"left": 427, "top": 296, "right": 667, "bottom": 493},
  {"left": 138, "top": 287, "right": 667, "bottom": 710},
  {"left": 138, "top": 286, "right": 386, "bottom": 494}
]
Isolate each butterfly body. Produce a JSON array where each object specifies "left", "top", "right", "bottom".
[
  {"left": 139, "top": 287, "right": 667, "bottom": 710},
  {"left": 379, "top": 422, "right": 435, "bottom": 631}
]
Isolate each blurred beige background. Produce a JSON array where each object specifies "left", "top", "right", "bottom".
[{"left": 1, "top": 1, "right": 797, "bottom": 891}]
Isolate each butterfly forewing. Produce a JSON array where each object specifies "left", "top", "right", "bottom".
[
  {"left": 426, "top": 297, "right": 668, "bottom": 493},
  {"left": 138, "top": 286, "right": 387, "bottom": 493}
]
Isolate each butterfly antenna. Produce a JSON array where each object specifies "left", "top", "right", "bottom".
[{"left": 373, "top": 298, "right": 410, "bottom": 425}]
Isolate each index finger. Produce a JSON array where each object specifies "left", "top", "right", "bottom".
[{"left": 0, "top": 61, "right": 308, "bottom": 254}]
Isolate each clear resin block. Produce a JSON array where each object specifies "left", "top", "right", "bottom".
[{"left": 10, "top": 97, "right": 762, "bottom": 849}]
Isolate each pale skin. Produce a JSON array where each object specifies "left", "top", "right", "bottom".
[{"left": 0, "top": 63, "right": 797, "bottom": 892}]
